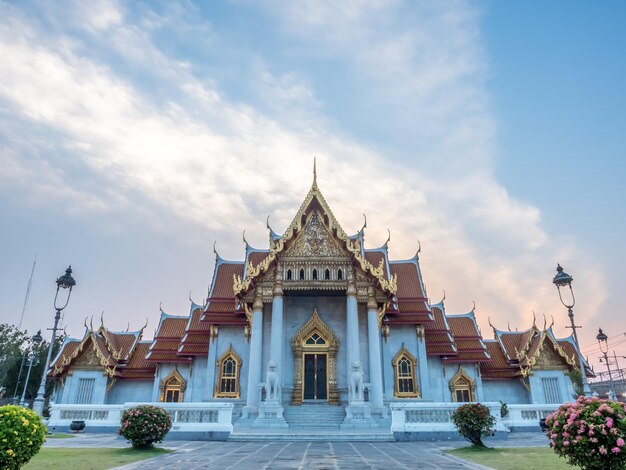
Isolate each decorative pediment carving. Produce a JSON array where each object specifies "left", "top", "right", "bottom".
[
  {"left": 284, "top": 212, "right": 347, "bottom": 258},
  {"left": 534, "top": 344, "right": 567, "bottom": 370},
  {"left": 74, "top": 348, "right": 101, "bottom": 368}
]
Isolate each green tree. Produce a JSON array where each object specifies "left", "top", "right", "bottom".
[
  {"left": 0, "top": 323, "right": 64, "bottom": 405},
  {"left": 0, "top": 324, "right": 28, "bottom": 399}
]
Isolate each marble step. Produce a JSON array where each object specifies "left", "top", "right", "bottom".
[{"left": 228, "top": 430, "right": 395, "bottom": 442}]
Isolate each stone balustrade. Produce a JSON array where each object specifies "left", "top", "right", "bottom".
[
  {"left": 390, "top": 401, "right": 508, "bottom": 441},
  {"left": 47, "top": 402, "right": 234, "bottom": 440},
  {"left": 503, "top": 403, "right": 559, "bottom": 431}
]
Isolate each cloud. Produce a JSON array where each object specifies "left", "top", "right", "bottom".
[{"left": 0, "top": 0, "right": 607, "bottom": 343}]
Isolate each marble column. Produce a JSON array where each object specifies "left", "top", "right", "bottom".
[
  {"left": 367, "top": 288, "right": 384, "bottom": 407},
  {"left": 269, "top": 271, "right": 284, "bottom": 403},
  {"left": 206, "top": 325, "right": 218, "bottom": 399},
  {"left": 346, "top": 269, "right": 361, "bottom": 401},
  {"left": 245, "top": 295, "right": 264, "bottom": 407}
]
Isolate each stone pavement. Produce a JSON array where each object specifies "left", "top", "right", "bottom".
[{"left": 44, "top": 433, "right": 550, "bottom": 470}]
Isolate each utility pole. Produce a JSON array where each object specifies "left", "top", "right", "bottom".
[{"left": 18, "top": 257, "right": 37, "bottom": 330}]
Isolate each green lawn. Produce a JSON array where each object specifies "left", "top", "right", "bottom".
[
  {"left": 24, "top": 448, "right": 170, "bottom": 469},
  {"left": 447, "top": 447, "right": 577, "bottom": 470}
]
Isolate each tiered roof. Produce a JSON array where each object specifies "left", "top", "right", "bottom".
[
  {"left": 146, "top": 311, "right": 192, "bottom": 363},
  {"left": 48, "top": 170, "right": 592, "bottom": 387},
  {"left": 479, "top": 320, "right": 593, "bottom": 380},
  {"left": 49, "top": 321, "right": 154, "bottom": 380}
]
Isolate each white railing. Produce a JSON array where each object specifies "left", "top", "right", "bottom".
[
  {"left": 48, "top": 402, "right": 234, "bottom": 433},
  {"left": 503, "top": 404, "right": 559, "bottom": 429},
  {"left": 390, "top": 402, "right": 507, "bottom": 434},
  {"left": 49, "top": 404, "right": 124, "bottom": 427}
]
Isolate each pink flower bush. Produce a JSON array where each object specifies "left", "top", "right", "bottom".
[
  {"left": 118, "top": 405, "right": 172, "bottom": 448},
  {"left": 545, "top": 396, "right": 626, "bottom": 470}
]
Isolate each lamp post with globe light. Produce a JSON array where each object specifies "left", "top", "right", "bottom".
[
  {"left": 596, "top": 328, "right": 617, "bottom": 400},
  {"left": 552, "top": 264, "right": 591, "bottom": 396},
  {"left": 19, "top": 330, "right": 43, "bottom": 407},
  {"left": 32, "top": 266, "right": 76, "bottom": 416}
]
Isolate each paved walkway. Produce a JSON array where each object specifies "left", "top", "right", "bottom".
[{"left": 44, "top": 433, "right": 550, "bottom": 469}]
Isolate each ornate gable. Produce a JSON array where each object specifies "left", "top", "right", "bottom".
[
  {"left": 283, "top": 211, "right": 347, "bottom": 259},
  {"left": 233, "top": 169, "right": 397, "bottom": 301}
]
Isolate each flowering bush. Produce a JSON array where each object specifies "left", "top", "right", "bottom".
[
  {"left": 118, "top": 405, "right": 172, "bottom": 448},
  {"left": 545, "top": 396, "right": 626, "bottom": 470},
  {"left": 0, "top": 405, "right": 47, "bottom": 469},
  {"left": 451, "top": 403, "right": 496, "bottom": 447}
]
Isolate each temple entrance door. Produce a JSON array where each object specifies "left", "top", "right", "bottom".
[
  {"left": 303, "top": 353, "right": 328, "bottom": 400},
  {"left": 291, "top": 310, "right": 339, "bottom": 405}
]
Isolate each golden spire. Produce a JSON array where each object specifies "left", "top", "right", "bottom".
[{"left": 312, "top": 157, "right": 318, "bottom": 190}]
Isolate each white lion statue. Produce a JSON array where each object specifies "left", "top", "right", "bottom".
[
  {"left": 349, "top": 361, "right": 364, "bottom": 401},
  {"left": 266, "top": 361, "right": 280, "bottom": 401}
]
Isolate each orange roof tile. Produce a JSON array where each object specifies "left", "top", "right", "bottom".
[
  {"left": 390, "top": 262, "right": 427, "bottom": 300},
  {"left": 480, "top": 341, "right": 519, "bottom": 379}
]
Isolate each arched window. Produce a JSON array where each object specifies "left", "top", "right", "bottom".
[
  {"left": 160, "top": 368, "right": 186, "bottom": 403},
  {"left": 325, "top": 269, "right": 330, "bottom": 280},
  {"left": 392, "top": 346, "right": 419, "bottom": 398},
  {"left": 215, "top": 345, "right": 242, "bottom": 398},
  {"left": 450, "top": 367, "right": 475, "bottom": 402},
  {"left": 287, "top": 269, "right": 292, "bottom": 280},
  {"left": 312, "top": 269, "right": 318, "bottom": 280},
  {"left": 299, "top": 269, "right": 305, "bottom": 280},
  {"left": 337, "top": 269, "right": 343, "bottom": 280}
]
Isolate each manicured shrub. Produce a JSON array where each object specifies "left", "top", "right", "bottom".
[
  {"left": 118, "top": 405, "right": 172, "bottom": 449},
  {"left": 545, "top": 396, "right": 626, "bottom": 470},
  {"left": 0, "top": 405, "right": 47, "bottom": 469},
  {"left": 451, "top": 403, "right": 496, "bottom": 447}
]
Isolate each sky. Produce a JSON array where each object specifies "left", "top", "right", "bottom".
[{"left": 1, "top": 0, "right": 625, "bottom": 377}]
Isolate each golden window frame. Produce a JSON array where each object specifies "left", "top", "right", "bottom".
[
  {"left": 159, "top": 367, "right": 186, "bottom": 402},
  {"left": 214, "top": 344, "right": 242, "bottom": 398},
  {"left": 392, "top": 345, "right": 420, "bottom": 398},
  {"left": 449, "top": 366, "right": 475, "bottom": 402}
]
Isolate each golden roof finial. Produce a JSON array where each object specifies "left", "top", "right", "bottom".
[{"left": 312, "top": 157, "right": 318, "bottom": 189}]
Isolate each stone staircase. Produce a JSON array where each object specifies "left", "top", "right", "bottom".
[
  {"left": 230, "top": 403, "right": 394, "bottom": 441},
  {"left": 283, "top": 403, "right": 346, "bottom": 429}
]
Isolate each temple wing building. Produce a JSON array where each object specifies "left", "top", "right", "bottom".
[{"left": 48, "top": 171, "right": 593, "bottom": 433}]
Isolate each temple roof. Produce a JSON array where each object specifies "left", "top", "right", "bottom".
[
  {"left": 146, "top": 311, "right": 192, "bottom": 363},
  {"left": 424, "top": 303, "right": 456, "bottom": 356},
  {"left": 232, "top": 171, "right": 398, "bottom": 301},
  {"left": 49, "top": 321, "right": 154, "bottom": 379},
  {"left": 444, "top": 311, "right": 490, "bottom": 363},
  {"left": 479, "top": 320, "right": 593, "bottom": 380}
]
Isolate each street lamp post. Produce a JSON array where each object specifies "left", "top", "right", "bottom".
[
  {"left": 552, "top": 264, "right": 591, "bottom": 396},
  {"left": 20, "top": 330, "right": 43, "bottom": 407},
  {"left": 596, "top": 328, "right": 617, "bottom": 399},
  {"left": 32, "top": 266, "right": 76, "bottom": 416}
]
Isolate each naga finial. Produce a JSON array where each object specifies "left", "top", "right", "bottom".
[
  {"left": 385, "top": 228, "right": 391, "bottom": 246},
  {"left": 507, "top": 321, "right": 512, "bottom": 332},
  {"left": 100, "top": 310, "right": 104, "bottom": 328},
  {"left": 213, "top": 241, "right": 219, "bottom": 256},
  {"left": 542, "top": 313, "right": 547, "bottom": 331},
  {"left": 472, "top": 300, "right": 476, "bottom": 312},
  {"left": 436, "top": 290, "right": 446, "bottom": 305},
  {"left": 532, "top": 311, "right": 537, "bottom": 329},
  {"left": 488, "top": 316, "right": 497, "bottom": 338},
  {"left": 159, "top": 301, "right": 164, "bottom": 313},
  {"left": 361, "top": 213, "right": 367, "bottom": 232},
  {"left": 242, "top": 229, "right": 248, "bottom": 247},
  {"left": 415, "top": 240, "right": 421, "bottom": 258},
  {"left": 549, "top": 315, "right": 555, "bottom": 329}
]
